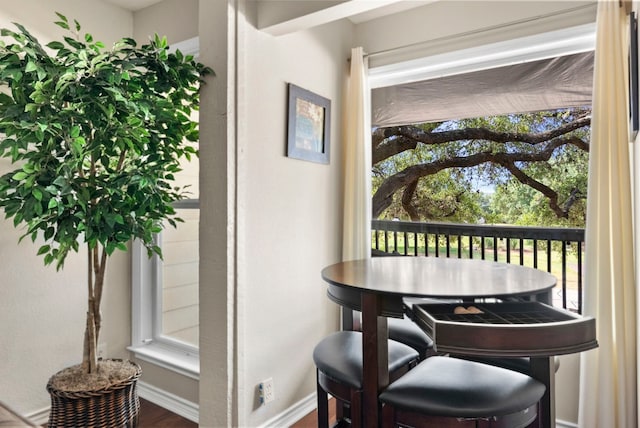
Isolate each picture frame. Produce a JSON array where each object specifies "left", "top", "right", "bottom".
[
  {"left": 630, "top": 11, "right": 638, "bottom": 137},
  {"left": 287, "top": 83, "right": 331, "bottom": 164}
]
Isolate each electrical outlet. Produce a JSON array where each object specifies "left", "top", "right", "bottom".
[{"left": 259, "top": 378, "right": 275, "bottom": 405}]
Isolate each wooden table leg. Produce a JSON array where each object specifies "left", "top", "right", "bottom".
[
  {"left": 361, "top": 293, "right": 388, "bottom": 428},
  {"left": 530, "top": 356, "right": 555, "bottom": 428}
]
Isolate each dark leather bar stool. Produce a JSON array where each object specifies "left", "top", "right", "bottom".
[
  {"left": 387, "top": 316, "right": 435, "bottom": 360},
  {"left": 313, "top": 331, "right": 419, "bottom": 428},
  {"left": 379, "top": 356, "right": 546, "bottom": 428}
]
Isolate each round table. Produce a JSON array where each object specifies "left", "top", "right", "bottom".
[
  {"left": 322, "top": 256, "right": 556, "bottom": 302},
  {"left": 321, "top": 256, "right": 559, "bottom": 427}
]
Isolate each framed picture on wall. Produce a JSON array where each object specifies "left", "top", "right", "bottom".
[{"left": 286, "top": 83, "right": 331, "bottom": 164}]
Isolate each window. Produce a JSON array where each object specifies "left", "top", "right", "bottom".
[
  {"left": 159, "top": 205, "right": 199, "bottom": 348},
  {"left": 129, "top": 37, "right": 200, "bottom": 377},
  {"left": 368, "top": 24, "right": 594, "bottom": 313},
  {"left": 129, "top": 201, "right": 199, "bottom": 378}
]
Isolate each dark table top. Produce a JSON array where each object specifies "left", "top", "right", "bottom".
[{"left": 321, "top": 256, "right": 557, "bottom": 300}]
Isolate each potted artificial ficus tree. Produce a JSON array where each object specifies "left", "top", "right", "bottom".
[{"left": 0, "top": 14, "right": 211, "bottom": 427}]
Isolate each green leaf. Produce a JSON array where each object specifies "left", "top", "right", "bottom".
[
  {"left": 52, "top": 176, "right": 66, "bottom": 187},
  {"left": 105, "top": 213, "right": 116, "bottom": 228},
  {"left": 105, "top": 241, "right": 116, "bottom": 255},
  {"left": 36, "top": 66, "right": 46, "bottom": 81},
  {"left": 44, "top": 253, "right": 54, "bottom": 265},
  {"left": 25, "top": 61, "right": 37, "bottom": 72},
  {"left": 44, "top": 227, "right": 55, "bottom": 240},
  {"left": 152, "top": 245, "right": 163, "bottom": 259},
  {"left": 47, "top": 198, "right": 58, "bottom": 209},
  {"left": 54, "top": 12, "right": 68, "bottom": 23},
  {"left": 37, "top": 244, "right": 50, "bottom": 255},
  {"left": 12, "top": 171, "right": 27, "bottom": 180},
  {"left": 32, "top": 188, "right": 43, "bottom": 201},
  {"left": 54, "top": 20, "right": 69, "bottom": 30},
  {"left": 71, "top": 136, "right": 85, "bottom": 153},
  {"left": 64, "top": 37, "right": 84, "bottom": 50},
  {"left": 46, "top": 41, "right": 65, "bottom": 50}
]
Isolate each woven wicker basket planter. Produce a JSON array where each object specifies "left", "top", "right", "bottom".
[{"left": 46, "top": 359, "right": 141, "bottom": 428}]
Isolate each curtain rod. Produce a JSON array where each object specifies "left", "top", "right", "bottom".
[{"left": 364, "top": 3, "right": 598, "bottom": 60}]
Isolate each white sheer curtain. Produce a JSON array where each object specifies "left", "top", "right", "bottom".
[
  {"left": 342, "top": 47, "right": 372, "bottom": 261},
  {"left": 579, "top": 2, "right": 637, "bottom": 427}
]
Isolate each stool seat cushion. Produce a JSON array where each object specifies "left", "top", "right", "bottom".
[
  {"left": 313, "top": 331, "right": 419, "bottom": 390},
  {"left": 379, "top": 356, "right": 545, "bottom": 418},
  {"left": 387, "top": 317, "right": 433, "bottom": 356}
]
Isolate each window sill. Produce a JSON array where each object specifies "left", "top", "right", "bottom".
[{"left": 128, "top": 342, "right": 199, "bottom": 380}]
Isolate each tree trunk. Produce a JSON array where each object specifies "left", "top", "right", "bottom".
[
  {"left": 82, "top": 244, "right": 107, "bottom": 374},
  {"left": 82, "top": 309, "right": 98, "bottom": 373}
]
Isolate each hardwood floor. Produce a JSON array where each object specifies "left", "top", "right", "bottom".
[
  {"left": 290, "top": 398, "right": 337, "bottom": 428},
  {"left": 138, "top": 399, "right": 197, "bottom": 428},
  {"left": 138, "top": 397, "right": 335, "bottom": 427}
]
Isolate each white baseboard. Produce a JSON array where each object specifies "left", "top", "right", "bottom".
[
  {"left": 137, "top": 380, "right": 199, "bottom": 423},
  {"left": 24, "top": 405, "right": 50, "bottom": 426},
  {"left": 557, "top": 420, "right": 578, "bottom": 428},
  {"left": 257, "top": 392, "right": 316, "bottom": 428}
]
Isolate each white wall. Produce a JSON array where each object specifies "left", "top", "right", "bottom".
[
  {"left": 198, "top": 0, "right": 353, "bottom": 426},
  {"left": 0, "top": 0, "right": 132, "bottom": 418},
  {"left": 238, "top": 13, "right": 352, "bottom": 428},
  {"left": 198, "top": 0, "right": 236, "bottom": 425},
  {"left": 133, "top": 0, "right": 197, "bottom": 44}
]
